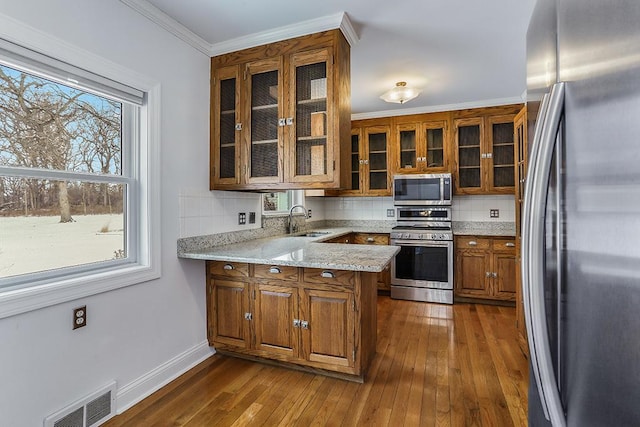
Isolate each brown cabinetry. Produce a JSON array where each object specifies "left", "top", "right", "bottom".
[
  {"left": 453, "top": 105, "right": 522, "bottom": 194},
  {"left": 344, "top": 119, "right": 391, "bottom": 195},
  {"left": 454, "top": 236, "right": 516, "bottom": 302},
  {"left": 206, "top": 261, "right": 377, "bottom": 381},
  {"left": 210, "top": 30, "right": 350, "bottom": 190},
  {"left": 392, "top": 112, "right": 451, "bottom": 174},
  {"left": 352, "top": 233, "right": 391, "bottom": 292},
  {"left": 513, "top": 106, "right": 528, "bottom": 355}
]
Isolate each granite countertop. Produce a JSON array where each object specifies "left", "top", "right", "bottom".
[
  {"left": 178, "top": 228, "right": 400, "bottom": 273},
  {"left": 452, "top": 221, "right": 515, "bottom": 237}
]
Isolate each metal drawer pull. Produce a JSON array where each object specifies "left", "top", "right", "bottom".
[
  {"left": 486, "top": 271, "right": 492, "bottom": 277},
  {"left": 244, "top": 312, "right": 252, "bottom": 320},
  {"left": 505, "top": 242, "right": 515, "bottom": 247},
  {"left": 300, "top": 320, "right": 309, "bottom": 329},
  {"left": 223, "top": 264, "right": 234, "bottom": 270},
  {"left": 366, "top": 237, "right": 375, "bottom": 242},
  {"left": 269, "top": 266, "right": 281, "bottom": 274},
  {"left": 321, "top": 271, "right": 335, "bottom": 278},
  {"left": 468, "top": 241, "right": 477, "bottom": 246},
  {"left": 293, "top": 319, "right": 301, "bottom": 328}
]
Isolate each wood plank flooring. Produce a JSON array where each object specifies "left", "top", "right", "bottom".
[{"left": 104, "top": 297, "right": 528, "bottom": 426}]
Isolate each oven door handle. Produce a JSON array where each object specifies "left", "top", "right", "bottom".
[{"left": 391, "top": 240, "right": 452, "bottom": 247}]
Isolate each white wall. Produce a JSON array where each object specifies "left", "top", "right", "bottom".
[{"left": 0, "top": 1, "right": 215, "bottom": 425}]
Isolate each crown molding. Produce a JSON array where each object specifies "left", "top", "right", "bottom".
[
  {"left": 119, "top": 0, "right": 211, "bottom": 55},
  {"left": 210, "top": 11, "right": 359, "bottom": 56},
  {"left": 351, "top": 96, "right": 525, "bottom": 120}
]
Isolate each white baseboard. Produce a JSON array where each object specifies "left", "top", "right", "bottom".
[{"left": 116, "top": 341, "right": 215, "bottom": 414}]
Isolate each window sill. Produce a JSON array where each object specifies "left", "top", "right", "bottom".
[{"left": 0, "top": 263, "right": 160, "bottom": 319}]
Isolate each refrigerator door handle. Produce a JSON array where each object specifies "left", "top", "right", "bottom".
[{"left": 522, "top": 82, "right": 566, "bottom": 427}]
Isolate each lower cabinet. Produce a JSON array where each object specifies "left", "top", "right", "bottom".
[
  {"left": 324, "top": 232, "right": 392, "bottom": 292},
  {"left": 206, "top": 261, "right": 376, "bottom": 381},
  {"left": 454, "top": 236, "right": 516, "bottom": 302}
]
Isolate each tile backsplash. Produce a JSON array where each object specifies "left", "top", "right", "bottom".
[
  {"left": 324, "top": 197, "right": 396, "bottom": 220},
  {"left": 179, "top": 188, "right": 262, "bottom": 237},
  {"left": 451, "top": 195, "right": 515, "bottom": 222}
]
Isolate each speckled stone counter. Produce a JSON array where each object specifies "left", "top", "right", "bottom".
[
  {"left": 178, "top": 228, "right": 399, "bottom": 272},
  {"left": 453, "top": 221, "right": 516, "bottom": 236}
]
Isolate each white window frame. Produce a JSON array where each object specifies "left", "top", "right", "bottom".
[
  {"left": 262, "top": 190, "right": 304, "bottom": 216},
  {"left": 0, "top": 22, "right": 161, "bottom": 319}
]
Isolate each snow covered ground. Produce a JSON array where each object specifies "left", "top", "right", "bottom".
[{"left": 0, "top": 214, "right": 124, "bottom": 278}]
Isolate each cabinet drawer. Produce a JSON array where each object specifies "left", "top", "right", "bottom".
[
  {"left": 209, "top": 261, "right": 250, "bottom": 278},
  {"left": 254, "top": 264, "right": 299, "bottom": 281},
  {"left": 456, "top": 236, "right": 491, "bottom": 249},
  {"left": 303, "top": 268, "right": 355, "bottom": 288},
  {"left": 353, "top": 233, "right": 390, "bottom": 245},
  {"left": 493, "top": 238, "right": 516, "bottom": 252}
]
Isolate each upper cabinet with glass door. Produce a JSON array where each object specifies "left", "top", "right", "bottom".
[
  {"left": 452, "top": 104, "right": 522, "bottom": 194},
  {"left": 392, "top": 112, "right": 451, "bottom": 175},
  {"left": 210, "top": 30, "right": 350, "bottom": 191}
]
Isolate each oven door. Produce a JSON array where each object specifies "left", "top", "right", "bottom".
[{"left": 391, "top": 239, "right": 453, "bottom": 289}]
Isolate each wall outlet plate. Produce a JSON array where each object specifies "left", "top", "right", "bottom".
[
  {"left": 238, "top": 212, "right": 246, "bottom": 225},
  {"left": 307, "top": 209, "right": 312, "bottom": 218},
  {"left": 386, "top": 209, "right": 395, "bottom": 217},
  {"left": 73, "top": 306, "right": 86, "bottom": 329},
  {"left": 490, "top": 209, "right": 500, "bottom": 218}
]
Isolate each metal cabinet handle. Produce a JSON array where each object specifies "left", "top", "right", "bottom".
[
  {"left": 505, "top": 242, "right": 515, "bottom": 247},
  {"left": 366, "top": 237, "right": 375, "bottom": 243},
  {"left": 278, "top": 118, "right": 286, "bottom": 127},
  {"left": 286, "top": 117, "right": 294, "bottom": 125},
  {"left": 486, "top": 272, "right": 492, "bottom": 278},
  {"left": 492, "top": 272, "right": 498, "bottom": 278},
  {"left": 293, "top": 319, "right": 301, "bottom": 328},
  {"left": 269, "top": 266, "right": 281, "bottom": 274},
  {"left": 321, "top": 270, "right": 335, "bottom": 278},
  {"left": 522, "top": 82, "right": 566, "bottom": 427},
  {"left": 244, "top": 312, "right": 252, "bottom": 320},
  {"left": 223, "top": 264, "right": 234, "bottom": 270},
  {"left": 300, "top": 320, "right": 309, "bottom": 329},
  {"left": 235, "top": 123, "right": 242, "bottom": 131},
  {"left": 468, "top": 241, "right": 477, "bottom": 246}
]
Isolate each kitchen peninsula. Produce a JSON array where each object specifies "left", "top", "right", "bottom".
[{"left": 179, "top": 229, "right": 399, "bottom": 382}]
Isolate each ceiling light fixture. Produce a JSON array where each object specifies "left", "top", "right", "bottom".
[{"left": 380, "top": 81, "right": 422, "bottom": 104}]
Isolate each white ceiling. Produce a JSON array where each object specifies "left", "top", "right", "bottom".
[{"left": 132, "top": 0, "right": 536, "bottom": 118}]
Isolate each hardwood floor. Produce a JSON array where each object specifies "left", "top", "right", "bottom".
[{"left": 104, "top": 297, "right": 528, "bottom": 426}]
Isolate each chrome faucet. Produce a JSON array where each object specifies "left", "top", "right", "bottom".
[{"left": 288, "top": 204, "right": 308, "bottom": 234}]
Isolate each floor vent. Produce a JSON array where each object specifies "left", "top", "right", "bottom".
[{"left": 44, "top": 381, "right": 116, "bottom": 427}]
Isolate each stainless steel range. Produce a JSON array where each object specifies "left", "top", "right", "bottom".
[{"left": 390, "top": 206, "right": 454, "bottom": 304}]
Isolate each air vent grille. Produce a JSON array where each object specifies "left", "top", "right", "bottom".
[
  {"left": 44, "top": 381, "right": 116, "bottom": 427},
  {"left": 53, "top": 407, "right": 83, "bottom": 427}
]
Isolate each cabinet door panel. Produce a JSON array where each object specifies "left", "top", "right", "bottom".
[
  {"left": 424, "top": 121, "right": 447, "bottom": 170},
  {"left": 455, "top": 251, "right": 491, "bottom": 298},
  {"left": 363, "top": 126, "right": 391, "bottom": 194},
  {"left": 211, "top": 65, "right": 241, "bottom": 187},
  {"left": 211, "top": 280, "right": 250, "bottom": 349},
  {"left": 300, "top": 288, "right": 354, "bottom": 368},
  {"left": 246, "top": 58, "right": 283, "bottom": 184},
  {"left": 254, "top": 284, "right": 299, "bottom": 357},
  {"left": 487, "top": 115, "right": 516, "bottom": 191},
  {"left": 455, "top": 118, "right": 484, "bottom": 192},
  {"left": 289, "top": 49, "right": 333, "bottom": 183},
  {"left": 493, "top": 253, "right": 517, "bottom": 300}
]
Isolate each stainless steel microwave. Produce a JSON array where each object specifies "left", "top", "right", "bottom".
[{"left": 393, "top": 173, "right": 452, "bottom": 206}]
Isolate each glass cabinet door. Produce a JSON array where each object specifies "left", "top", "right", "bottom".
[
  {"left": 424, "top": 120, "right": 447, "bottom": 170},
  {"left": 455, "top": 118, "right": 483, "bottom": 190},
  {"left": 350, "top": 129, "right": 361, "bottom": 191},
  {"left": 364, "top": 126, "right": 390, "bottom": 193},
  {"left": 289, "top": 49, "right": 332, "bottom": 183},
  {"left": 212, "top": 65, "right": 241, "bottom": 186},
  {"left": 396, "top": 123, "right": 419, "bottom": 173},
  {"left": 246, "top": 58, "right": 283, "bottom": 184},
  {"left": 488, "top": 115, "right": 515, "bottom": 190}
]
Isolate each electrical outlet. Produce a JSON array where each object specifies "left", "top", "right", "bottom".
[
  {"left": 73, "top": 306, "right": 86, "bottom": 330},
  {"left": 387, "top": 209, "right": 395, "bottom": 217},
  {"left": 238, "top": 212, "right": 246, "bottom": 225},
  {"left": 307, "top": 209, "right": 312, "bottom": 218},
  {"left": 490, "top": 209, "right": 500, "bottom": 218},
  {"left": 249, "top": 212, "right": 256, "bottom": 224}
]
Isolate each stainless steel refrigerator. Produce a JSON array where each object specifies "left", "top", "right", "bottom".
[{"left": 524, "top": 0, "right": 640, "bottom": 425}]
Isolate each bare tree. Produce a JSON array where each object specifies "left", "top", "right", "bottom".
[{"left": 0, "top": 67, "right": 84, "bottom": 222}]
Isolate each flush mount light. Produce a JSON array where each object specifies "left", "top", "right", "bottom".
[{"left": 380, "top": 81, "right": 422, "bottom": 104}]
